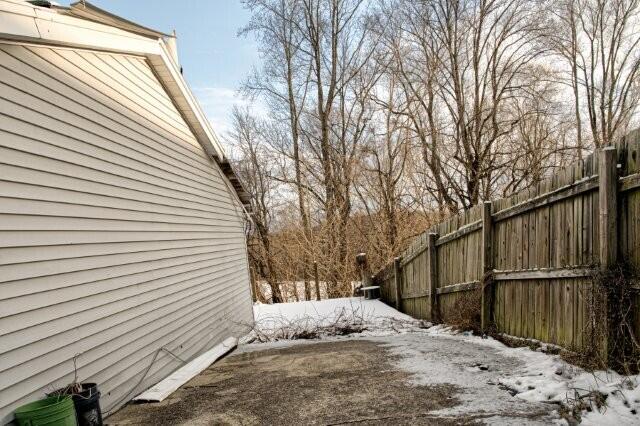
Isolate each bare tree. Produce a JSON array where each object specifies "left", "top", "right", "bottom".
[
  {"left": 356, "top": 73, "right": 410, "bottom": 255},
  {"left": 231, "top": 107, "right": 284, "bottom": 303},
  {"left": 382, "top": 0, "right": 551, "bottom": 209},
  {"left": 551, "top": 0, "right": 640, "bottom": 148},
  {"left": 241, "top": 0, "right": 315, "bottom": 299},
  {"left": 296, "top": 0, "right": 383, "bottom": 296},
  {"left": 497, "top": 67, "right": 576, "bottom": 195},
  {"left": 242, "top": 0, "right": 384, "bottom": 298},
  {"left": 379, "top": 1, "right": 457, "bottom": 213},
  {"left": 233, "top": 0, "right": 630, "bottom": 302}
]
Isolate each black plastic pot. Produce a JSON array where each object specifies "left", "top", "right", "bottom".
[{"left": 48, "top": 383, "right": 103, "bottom": 426}]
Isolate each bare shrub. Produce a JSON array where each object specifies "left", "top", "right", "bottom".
[
  {"left": 588, "top": 262, "right": 640, "bottom": 373},
  {"left": 560, "top": 388, "right": 609, "bottom": 424},
  {"left": 241, "top": 306, "right": 431, "bottom": 344},
  {"left": 549, "top": 261, "right": 640, "bottom": 372},
  {"left": 442, "top": 289, "right": 482, "bottom": 334}
]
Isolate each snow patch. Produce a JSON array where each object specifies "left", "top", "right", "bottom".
[
  {"left": 395, "top": 325, "right": 640, "bottom": 425},
  {"left": 254, "top": 297, "right": 415, "bottom": 326},
  {"left": 244, "top": 297, "right": 428, "bottom": 343}
]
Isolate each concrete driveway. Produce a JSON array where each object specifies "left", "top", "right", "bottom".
[{"left": 107, "top": 334, "right": 562, "bottom": 425}]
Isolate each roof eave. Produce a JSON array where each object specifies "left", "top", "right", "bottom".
[
  {"left": 68, "top": 1, "right": 171, "bottom": 39},
  {"left": 0, "top": 0, "right": 252, "bottom": 211}
]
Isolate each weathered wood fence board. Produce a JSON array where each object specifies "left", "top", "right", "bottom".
[
  {"left": 620, "top": 133, "right": 640, "bottom": 350},
  {"left": 374, "top": 132, "right": 640, "bottom": 353}
]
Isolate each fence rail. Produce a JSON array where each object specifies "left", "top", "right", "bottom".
[{"left": 374, "top": 130, "right": 640, "bottom": 356}]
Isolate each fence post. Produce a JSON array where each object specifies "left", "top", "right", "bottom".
[
  {"left": 314, "top": 261, "right": 321, "bottom": 301},
  {"left": 598, "top": 146, "right": 619, "bottom": 363},
  {"left": 249, "top": 265, "right": 259, "bottom": 303},
  {"left": 481, "top": 201, "right": 493, "bottom": 332},
  {"left": 427, "top": 233, "right": 439, "bottom": 322},
  {"left": 394, "top": 257, "right": 402, "bottom": 310},
  {"left": 599, "top": 146, "right": 618, "bottom": 268}
]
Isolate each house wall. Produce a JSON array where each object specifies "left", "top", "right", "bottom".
[{"left": 0, "top": 43, "right": 253, "bottom": 423}]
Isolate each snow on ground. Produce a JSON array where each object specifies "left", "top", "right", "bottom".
[
  {"left": 386, "top": 325, "right": 640, "bottom": 425},
  {"left": 245, "top": 297, "right": 428, "bottom": 342},
  {"left": 254, "top": 296, "right": 415, "bottom": 327},
  {"left": 244, "top": 297, "right": 640, "bottom": 424}
]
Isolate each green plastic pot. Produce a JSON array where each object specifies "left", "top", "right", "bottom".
[{"left": 14, "top": 395, "right": 77, "bottom": 426}]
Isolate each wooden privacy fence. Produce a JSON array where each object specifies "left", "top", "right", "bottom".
[{"left": 374, "top": 131, "right": 640, "bottom": 354}]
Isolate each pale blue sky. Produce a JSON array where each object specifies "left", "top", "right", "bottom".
[{"left": 60, "top": 1, "right": 261, "bottom": 135}]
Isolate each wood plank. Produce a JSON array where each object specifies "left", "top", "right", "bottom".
[
  {"left": 549, "top": 279, "right": 557, "bottom": 344},
  {"left": 435, "top": 220, "right": 482, "bottom": 247},
  {"left": 436, "top": 281, "right": 480, "bottom": 295},
  {"left": 548, "top": 177, "right": 558, "bottom": 268},
  {"left": 401, "top": 292, "right": 429, "bottom": 300},
  {"left": 599, "top": 147, "right": 618, "bottom": 267},
  {"left": 527, "top": 280, "right": 535, "bottom": 339},
  {"left": 394, "top": 257, "right": 402, "bottom": 310},
  {"left": 400, "top": 244, "right": 426, "bottom": 267},
  {"left": 498, "top": 282, "right": 505, "bottom": 331},
  {"left": 585, "top": 188, "right": 594, "bottom": 263},
  {"left": 541, "top": 279, "right": 549, "bottom": 342},
  {"left": 620, "top": 173, "right": 640, "bottom": 192},
  {"left": 427, "top": 233, "right": 438, "bottom": 321},
  {"left": 493, "top": 268, "right": 593, "bottom": 281},
  {"left": 492, "top": 176, "right": 598, "bottom": 223},
  {"left": 574, "top": 279, "right": 583, "bottom": 349},
  {"left": 515, "top": 212, "right": 523, "bottom": 271},
  {"left": 560, "top": 191, "right": 568, "bottom": 267},
  {"left": 495, "top": 282, "right": 502, "bottom": 330},
  {"left": 574, "top": 164, "right": 583, "bottom": 267},
  {"left": 481, "top": 201, "right": 493, "bottom": 330},
  {"left": 513, "top": 280, "right": 520, "bottom": 337},
  {"left": 563, "top": 279, "right": 574, "bottom": 348},
  {"left": 534, "top": 280, "right": 543, "bottom": 340},
  {"left": 509, "top": 278, "right": 516, "bottom": 335},
  {"left": 522, "top": 209, "right": 530, "bottom": 270}
]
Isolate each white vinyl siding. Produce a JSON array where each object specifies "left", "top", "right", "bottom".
[{"left": 0, "top": 43, "right": 253, "bottom": 423}]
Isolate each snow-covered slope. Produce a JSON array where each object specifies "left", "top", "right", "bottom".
[
  {"left": 254, "top": 297, "right": 414, "bottom": 326},
  {"left": 247, "top": 297, "right": 426, "bottom": 342}
]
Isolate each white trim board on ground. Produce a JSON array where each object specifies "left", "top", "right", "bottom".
[{"left": 133, "top": 337, "right": 237, "bottom": 402}]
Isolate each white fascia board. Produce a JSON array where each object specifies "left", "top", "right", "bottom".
[
  {"left": 0, "top": 0, "right": 161, "bottom": 56},
  {"left": 150, "top": 41, "right": 227, "bottom": 162},
  {"left": 133, "top": 336, "right": 237, "bottom": 402}
]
